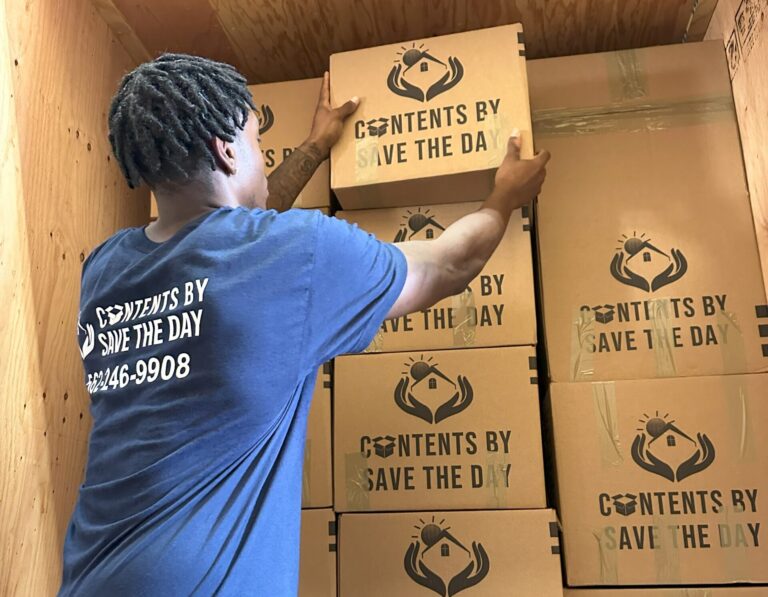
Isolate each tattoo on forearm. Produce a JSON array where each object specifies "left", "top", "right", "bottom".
[{"left": 266, "top": 142, "right": 324, "bottom": 212}]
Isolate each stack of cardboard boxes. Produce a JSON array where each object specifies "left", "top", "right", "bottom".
[
  {"left": 330, "top": 25, "right": 562, "bottom": 596},
  {"left": 532, "top": 41, "right": 768, "bottom": 591}
]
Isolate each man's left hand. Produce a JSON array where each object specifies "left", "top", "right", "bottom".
[{"left": 305, "top": 71, "right": 359, "bottom": 160}]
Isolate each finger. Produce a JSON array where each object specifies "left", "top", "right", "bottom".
[
  {"left": 506, "top": 128, "right": 521, "bottom": 160},
  {"left": 336, "top": 96, "right": 360, "bottom": 119},
  {"left": 319, "top": 71, "right": 330, "bottom": 107},
  {"left": 534, "top": 149, "right": 551, "bottom": 165}
]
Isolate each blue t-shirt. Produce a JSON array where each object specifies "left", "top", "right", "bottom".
[{"left": 59, "top": 207, "right": 407, "bottom": 596}]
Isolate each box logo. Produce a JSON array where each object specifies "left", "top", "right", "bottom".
[
  {"left": 388, "top": 43, "right": 464, "bottom": 103},
  {"left": 610, "top": 232, "right": 687, "bottom": 292},
  {"left": 631, "top": 412, "right": 715, "bottom": 482},
  {"left": 255, "top": 104, "right": 274, "bottom": 135},
  {"left": 394, "top": 208, "right": 447, "bottom": 242},
  {"left": 395, "top": 356, "right": 473, "bottom": 424},
  {"left": 405, "top": 516, "right": 490, "bottom": 596}
]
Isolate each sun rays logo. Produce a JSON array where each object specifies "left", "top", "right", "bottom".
[
  {"left": 610, "top": 232, "right": 688, "bottom": 292},
  {"left": 394, "top": 208, "right": 446, "bottom": 242},
  {"left": 631, "top": 411, "right": 716, "bottom": 482},
  {"left": 387, "top": 42, "right": 464, "bottom": 102},
  {"left": 394, "top": 356, "right": 473, "bottom": 424},
  {"left": 255, "top": 104, "right": 274, "bottom": 135},
  {"left": 404, "top": 516, "right": 490, "bottom": 597}
]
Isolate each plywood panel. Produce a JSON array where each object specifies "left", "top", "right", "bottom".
[
  {"left": 212, "top": 0, "right": 699, "bottom": 83},
  {"left": 706, "top": 0, "right": 768, "bottom": 295},
  {"left": 1, "top": 0, "right": 147, "bottom": 593},
  {"left": 97, "top": 0, "right": 717, "bottom": 84},
  {"left": 111, "top": 0, "right": 240, "bottom": 67}
]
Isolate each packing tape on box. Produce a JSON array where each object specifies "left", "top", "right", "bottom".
[
  {"left": 345, "top": 451, "right": 370, "bottom": 511},
  {"left": 354, "top": 134, "right": 381, "bottom": 185},
  {"left": 647, "top": 298, "right": 678, "bottom": 377},
  {"left": 452, "top": 287, "right": 477, "bottom": 347},
  {"left": 532, "top": 95, "right": 735, "bottom": 139},
  {"left": 591, "top": 382, "right": 623, "bottom": 467},
  {"left": 651, "top": 510, "right": 682, "bottom": 584},
  {"left": 607, "top": 49, "right": 647, "bottom": 102},
  {"left": 482, "top": 452, "right": 511, "bottom": 509},
  {"left": 591, "top": 527, "right": 619, "bottom": 584},
  {"left": 570, "top": 307, "right": 595, "bottom": 381}
]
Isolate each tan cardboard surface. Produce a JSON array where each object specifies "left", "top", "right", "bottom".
[
  {"left": 248, "top": 78, "right": 330, "bottom": 209},
  {"left": 549, "top": 374, "right": 768, "bottom": 586},
  {"left": 565, "top": 588, "right": 768, "bottom": 596},
  {"left": 531, "top": 41, "right": 768, "bottom": 382},
  {"left": 339, "top": 509, "right": 562, "bottom": 596},
  {"left": 337, "top": 201, "right": 535, "bottom": 352},
  {"left": 330, "top": 24, "right": 532, "bottom": 210},
  {"left": 334, "top": 346, "right": 545, "bottom": 512},
  {"left": 304, "top": 364, "right": 333, "bottom": 508},
  {"left": 707, "top": 0, "right": 768, "bottom": 298},
  {"left": 299, "top": 508, "right": 337, "bottom": 597}
]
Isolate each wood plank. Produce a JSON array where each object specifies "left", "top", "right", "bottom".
[
  {"left": 1, "top": 0, "right": 148, "bottom": 593},
  {"left": 706, "top": 0, "right": 768, "bottom": 295},
  {"left": 91, "top": 0, "right": 151, "bottom": 64},
  {"left": 210, "top": 0, "right": 702, "bottom": 83},
  {"left": 110, "top": 0, "right": 241, "bottom": 67}
]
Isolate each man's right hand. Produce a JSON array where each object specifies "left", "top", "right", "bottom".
[{"left": 493, "top": 133, "right": 550, "bottom": 211}]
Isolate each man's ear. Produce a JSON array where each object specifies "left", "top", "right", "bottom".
[{"left": 210, "top": 136, "right": 237, "bottom": 175}]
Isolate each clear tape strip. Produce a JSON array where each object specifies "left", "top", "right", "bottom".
[
  {"left": 345, "top": 451, "right": 369, "bottom": 511},
  {"left": 452, "top": 288, "right": 477, "bottom": 347},
  {"left": 533, "top": 96, "right": 735, "bottom": 138}
]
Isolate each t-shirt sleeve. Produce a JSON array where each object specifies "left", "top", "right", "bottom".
[{"left": 302, "top": 213, "right": 407, "bottom": 367}]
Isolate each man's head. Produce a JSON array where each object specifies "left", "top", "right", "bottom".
[{"left": 108, "top": 53, "right": 268, "bottom": 208}]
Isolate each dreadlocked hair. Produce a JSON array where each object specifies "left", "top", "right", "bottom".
[{"left": 108, "top": 53, "right": 256, "bottom": 189}]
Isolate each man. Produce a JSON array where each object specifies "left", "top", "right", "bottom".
[{"left": 61, "top": 53, "right": 549, "bottom": 595}]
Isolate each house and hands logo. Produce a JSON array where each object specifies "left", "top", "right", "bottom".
[
  {"left": 404, "top": 516, "right": 489, "bottom": 596},
  {"left": 387, "top": 42, "right": 464, "bottom": 102},
  {"left": 394, "top": 355, "right": 473, "bottom": 424}
]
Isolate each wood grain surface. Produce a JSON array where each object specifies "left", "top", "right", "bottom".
[
  {"left": 101, "top": 0, "right": 714, "bottom": 83},
  {"left": 1, "top": 0, "right": 148, "bottom": 593}
]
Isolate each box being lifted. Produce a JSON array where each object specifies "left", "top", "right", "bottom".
[
  {"left": 330, "top": 24, "right": 532, "bottom": 210},
  {"left": 248, "top": 78, "right": 330, "bottom": 209}
]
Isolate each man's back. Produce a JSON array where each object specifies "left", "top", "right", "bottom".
[{"left": 60, "top": 207, "right": 406, "bottom": 596}]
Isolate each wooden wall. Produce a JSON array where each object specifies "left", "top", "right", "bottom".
[
  {"left": 706, "top": 0, "right": 768, "bottom": 295},
  {"left": 0, "top": 0, "right": 147, "bottom": 593},
  {"left": 102, "top": 0, "right": 716, "bottom": 84}
]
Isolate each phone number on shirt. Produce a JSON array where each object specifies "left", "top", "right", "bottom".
[{"left": 87, "top": 353, "right": 191, "bottom": 394}]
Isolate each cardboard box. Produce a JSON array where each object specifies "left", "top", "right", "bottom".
[
  {"left": 565, "top": 589, "right": 768, "bottom": 596},
  {"left": 707, "top": 0, "right": 768, "bottom": 298},
  {"left": 303, "top": 364, "right": 333, "bottom": 508},
  {"left": 249, "top": 77, "right": 330, "bottom": 209},
  {"left": 334, "top": 346, "right": 545, "bottom": 512},
  {"left": 530, "top": 42, "right": 768, "bottom": 382},
  {"left": 299, "top": 508, "right": 337, "bottom": 597},
  {"left": 337, "top": 201, "right": 535, "bottom": 352},
  {"left": 548, "top": 374, "right": 768, "bottom": 586},
  {"left": 338, "top": 509, "right": 562, "bottom": 596},
  {"left": 330, "top": 24, "right": 532, "bottom": 210}
]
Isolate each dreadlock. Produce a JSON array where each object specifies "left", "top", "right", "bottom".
[{"left": 108, "top": 53, "right": 256, "bottom": 189}]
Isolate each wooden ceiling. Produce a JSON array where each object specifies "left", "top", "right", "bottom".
[{"left": 94, "top": 0, "right": 719, "bottom": 84}]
